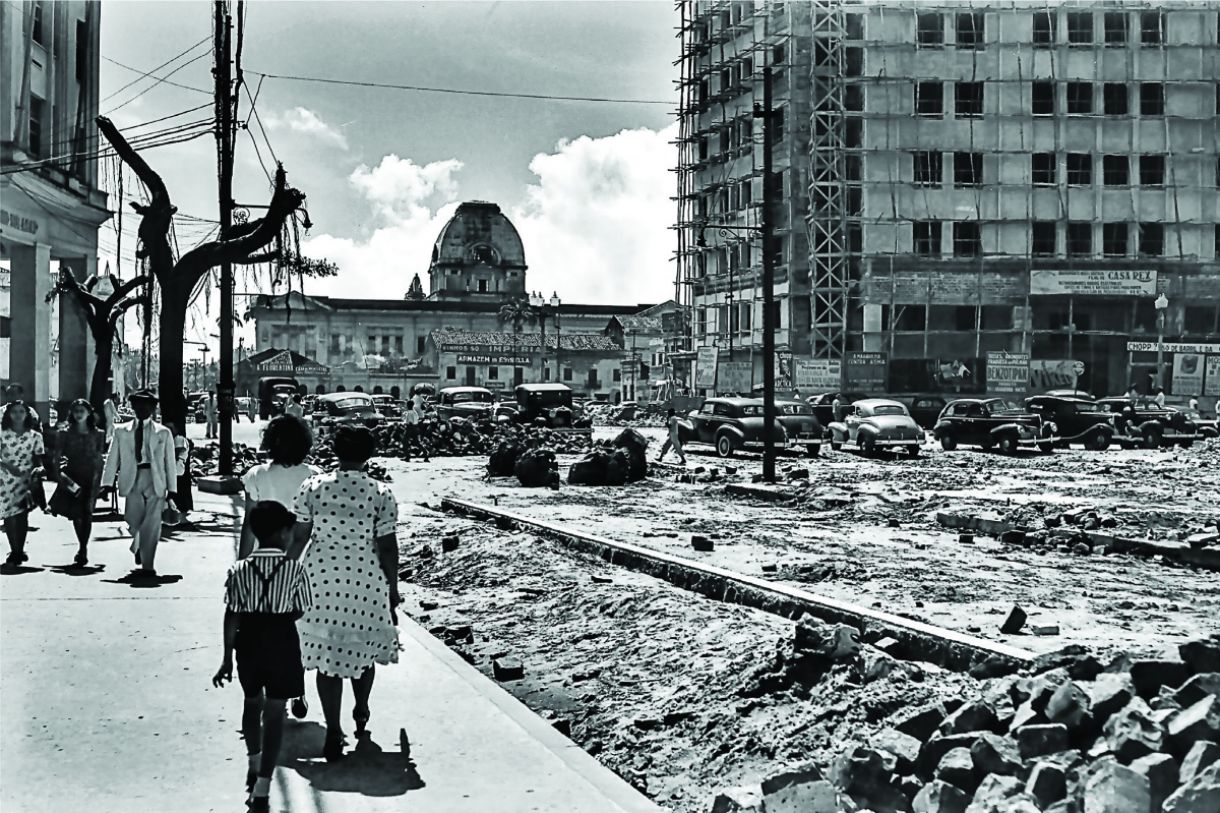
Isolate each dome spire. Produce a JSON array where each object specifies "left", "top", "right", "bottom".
[{"left": 404, "top": 273, "right": 425, "bottom": 301}]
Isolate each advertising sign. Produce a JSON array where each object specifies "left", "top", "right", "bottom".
[
  {"left": 695, "top": 345, "right": 718, "bottom": 389},
  {"left": 986, "top": 351, "right": 1030, "bottom": 396},
  {"left": 844, "top": 351, "right": 888, "bottom": 392},
  {"left": 456, "top": 353, "right": 533, "bottom": 366},
  {"left": 1028, "top": 359, "right": 1077, "bottom": 391},
  {"left": 1030, "top": 269, "right": 1157, "bottom": 297},
  {"left": 1127, "top": 341, "right": 1220, "bottom": 355},
  {"left": 1205, "top": 355, "right": 1220, "bottom": 397},
  {"left": 717, "top": 361, "right": 752, "bottom": 394},
  {"left": 794, "top": 359, "right": 842, "bottom": 390},
  {"left": 1172, "top": 353, "right": 1205, "bottom": 397}
]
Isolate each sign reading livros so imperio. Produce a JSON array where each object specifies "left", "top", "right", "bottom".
[
  {"left": 1030, "top": 269, "right": 1157, "bottom": 297},
  {"left": 986, "top": 351, "right": 1030, "bottom": 395}
]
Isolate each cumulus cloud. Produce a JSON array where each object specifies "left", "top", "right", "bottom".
[
  {"left": 264, "top": 106, "right": 349, "bottom": 150},
  {"left": 348, "top": 155, "right": 463, "bottom": 223}
]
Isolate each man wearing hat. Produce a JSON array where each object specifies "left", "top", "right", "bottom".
[{"left": 100, "top": 389, "right": 177, "bottom": 576}]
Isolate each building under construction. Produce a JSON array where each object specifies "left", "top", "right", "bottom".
[{"left": 675, "top": 1, "right": 1220, "bottom": 400}]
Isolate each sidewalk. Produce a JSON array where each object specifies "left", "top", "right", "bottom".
[{"left": 0, "top": 491, "right": 660, "bottom": 813}]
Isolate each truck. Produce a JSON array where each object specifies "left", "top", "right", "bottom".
[{"left": 257, "top": 377, "right": 299, "bottom": 420}]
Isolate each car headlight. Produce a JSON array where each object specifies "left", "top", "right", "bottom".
[{"left": 1047, "top": 422, "right": 1058, "bottom": 433}]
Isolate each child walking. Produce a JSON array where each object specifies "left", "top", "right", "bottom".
[{"left": 213, "top": 502, "right": 313, "bottom": 811}]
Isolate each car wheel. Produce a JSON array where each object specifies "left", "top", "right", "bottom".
[
  {"left": 1037, "top": 442, "right": 1055, "bottom": 454},
  {"left": 1178, "top": 440, "right": 1194, "bottom": 449},
  {"left": 1087, "top": 431, "right": 1110, "bottom": 452},
  {"left": 715, "top": 434, "right": 736, "bottom": 458},
  {"left": 997, "top": 435, "right": 1017, "bottom": 454},
  {"left": 1142, "top": 428, "right": 1162, "bottom": 449},
  {"left": 939, "top": 433, "right": 957, "bottom": 451},
  {"left": 806, "top": 444, "right": 820, "bottom": 458},
  {"left": 907, "top": 445, "right": 920, "bottom": 458},
  {"left": 860, "top": 435, "right": 876, "bottom": 455}
]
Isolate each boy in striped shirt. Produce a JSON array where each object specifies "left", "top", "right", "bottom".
[{"left": 213, "top": 501, "right": 312, "bottom": 811}]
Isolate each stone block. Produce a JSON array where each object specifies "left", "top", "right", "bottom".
[
  {"left": 1130, "top": 752, "right": 1179, "bottom": 813},
  {"left": 1163, "top": 762, "right": 1220, "bottom": 813},
  {"left": 1130, "top": 659, "right": 1190, "bottom": 700},
  {"left": 1000, "top": 605, "right": 1027, "bottom": 635},
  {"left": 970, "top": 732, "right": 1024, "bottom": 777},
  {"left": 1179, "top": 741, "right": 1220, "bottom": 785},
  {"left": 759, "top": 770, "right": 840, "bottom": 813},
  {"left": 959, "top": 533, "right": 975, "bottom": 545},
  {"left": 874, "top": 727, "right": 923, "bottom": 774},
  {"left": 919, "top": 733, "right": 987, "bottom": 777},
  {"left": 912, "top": 780, "right": 969, "bottom": 813},
  {"left": 1030, "top": 646, "right": 1103, "bottom": 681},
  {"left": 491, "top": 656, "right": 524, "bottom": 682},
  {"left": 829, "top": 746, "right": 892, "bottom": 793},
  {"left": 937, "top": 748, "right": 977, "bottom": 792},
  {"left": 1174, "top": 673, "right": 1220, "bottom": 708},
  {"left": 1025, "top": 761, "right": 1067, "bottom": 809},
  {"left": 897, "top": 702, "right": 949, "bottom": 741},
  {"left": 1082, "top": 758, "right": 1152, "bottom": 813},
  {"left": 691, "top": 534, "right": 714, "bottom": 552},
  {"left": 710, "top": 784, "right": 764, "bottom": 813},
  {"left": 1104, "top": 699, "right": 1165, "bottom": 763},
  {"left": 1047, "top": 682, "right": 1092, "bottom": 730},
  {"left": 1014, "top": 723, "right": 1069, "bottom": 759},
  {"left": 940, "top": 700, "right": 998, "bottom": 736},
  {"left": 1000, "top": 529, "right": 1027, "bottom": 545},
  {"left": 793, "top": 619, "right": 861, "bottom": 661},
  {"left": 1084, "top": 672, "right": 1137, "bottom": 726},
  {"left": 1167, "top": 696, "right": 1220, "bottom": 752},
  {"left": 963, "top": 774, "right": 1036, "bottom": 813},
  {"left": 1179, "top": 636, "right": 1220, "bottom": 675}
]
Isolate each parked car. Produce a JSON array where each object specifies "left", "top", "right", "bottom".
[
  {"left": 1173, "top": 407, "right": 1218, "bottom": 439},
  {"left": 1024, "top": 395, "right": 1116, "bottom": 450},
  {"left": 1043, "top": 389, "right": 1096, "bottom": 400},
  {"left": 807, "top": 392, "right": 868, "bottom": 428},
  {"left": 828, "top": 398, "right": 924, "bottom": 457},
  {"left": 1094, "top": 397, "right": 1200, "bottom": 449},
  {"left": 775, "top": 399, "right": 823, "bottom": 457},
  {"left": 513, "top": 383, "right": 576, "bottom": 428},
  {"left": 933, "top": 398, "right": 1058, "bottom": 454},
  {"left": 312, "top": 392, "right": 383, "bottom": 433},
  {"left": 436, "top": 386, "right": 496, "bottom": 421},
  {"left": 908, "top": 395, "right": 948, "bottom": 430},
  {"left": 370, "top": 394, "right": 401, "bottom": 418},
  {"left": 680, "top": 397, "right": 789, "bottom": 458}
]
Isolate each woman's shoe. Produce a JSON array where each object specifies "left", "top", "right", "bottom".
[
  {"left": 323, "top": 730, "right": 346, "bottom": 762},
  {"left": 353, "top": 705, "right": 370, "bottom": 736},
  {"left": 291, "top": 696, "right": 308, "bottom": 719},
  {"left": 245, "top": 769, "right": 257, "bottom": 793},
  {"left": 73, "top": 551, "right": 88, "bottom": 567}
]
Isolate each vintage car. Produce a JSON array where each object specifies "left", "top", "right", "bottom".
[
  {"left": 775, "top": 399, "right": 823, "bottom": 456},
  {"left": 934, "top": 398, "right": 1058, "bottom": 454},
  {"left": 1024, "top": 395, "right": 1116, "bottom": 450},
  {"left": 908, "top": 395, "right": 948, "bottom": 430},
  {"left": 435, "top": 386, "right": 495, "bottom": 421},
  {"left": 681, "top": 397, "right": 790, "bottom": 458},
  {"left": 1174, "top": 408, "right": 1218, "bottom": 439},
  {"left": 829, "top": 398, "right": 924, "bottom": 457},
  {"left": 1094, "top": 397, "right": 1200, "bottom": 448},
  {"left": 512, "top": 383, "right": 576, "bottom": 429},
  {"left": 806, "top": 392, "right": 868, "bottom": 428},
  {"left": 311, "top": 392, "right": 383, "bottom": 432},
  {"left": 370, "top": 394, "right": 402, "bottom": 418}
]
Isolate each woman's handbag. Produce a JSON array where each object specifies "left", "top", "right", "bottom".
[{"left": 47, "top": 477, "right": 80, "bottom": 516}]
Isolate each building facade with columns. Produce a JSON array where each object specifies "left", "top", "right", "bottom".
[{"left": 1, "top": 0, "right": 108, "bottom": 414}]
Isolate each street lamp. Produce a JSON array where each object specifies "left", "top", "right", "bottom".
[
  {"left": 529, "top": 291, "right": 562, "bottom": 382},
  {"left": 1154, "top": 293, "right": 1169, "bottom": 389}
]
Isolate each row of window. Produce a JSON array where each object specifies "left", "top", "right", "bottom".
[
  {"left": 441, "top": 366, "right": 620, "bottom": 386},
  {"left": 912, "top": 80, "right": 1181, "bottom": 118},
  {"left": 911, "top": 221, "right": 1220, "bottom": 259},
  {"left": 915, "top": 10, "right": 1173, "bottom": 49},
  {"left": 911, "top": 151, "right": 1172, "bottom": 188}
]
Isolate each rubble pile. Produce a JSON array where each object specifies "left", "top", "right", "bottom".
[
  {"left": 716, "top": 635, "right": 1220, "bottom": 813},
  {"left": 366, "top": 418, "right": 592, "bottom": 461},
  {"left": 191, "top": 441, "right": 261, "bottom": 476}
]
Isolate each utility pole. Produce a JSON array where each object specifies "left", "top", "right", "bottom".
[
  {"left": 214, "top": 0, "right": 236, "bottom": 475},
  {"left": 756, "top": 65, "right": 777, "bottom": 483}
]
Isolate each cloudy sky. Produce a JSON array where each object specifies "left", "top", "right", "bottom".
[{"left": 98, "top": 0, "right": 679, "bottom": 349}]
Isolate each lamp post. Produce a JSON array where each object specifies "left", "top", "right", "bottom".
[
  {"left": 529, "top": 291, "right": 561, "bottom": 382},
  {"left": 1154, "top": 293, "right": 1169, "bottom": 390}
]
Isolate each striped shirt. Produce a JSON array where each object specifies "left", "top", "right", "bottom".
[{"left": 224, "top": 549, "right": 312, "bottom": 615}]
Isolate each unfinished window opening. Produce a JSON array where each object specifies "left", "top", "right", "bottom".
[
  {"left": 913, "top": 151, "right": 942, "bottom": 187},
  {"left": 1104, "top": 12, "right": 1128, "bottom": 45},
  {"left": 1032, "top": 153, "right": 1056, "bottom": 185},
  {"left": 1032, "top": 81, "right": 1055, "bottom": 116},
  {"left": 1032, "top": 222, "right": 1057, "bottom": 256},
  {"left": 1067, "top": 11, "right": 1094, "bottom": 45},
  {"left": 1103, "top": 223, "right": 1128, "bottom": 257},
  {"left": 845, "top": 14, "right": 863, "bottom": 40},
  {"left": 953, "top": 222, "right": 981, "bottom": 257},
  {"left": 845, "top": 154, "right": 862, "bottom": 183},
  {"left": 1032, "top": 11, "right": 1056, "bottom": 46},
  {"left": 1140, "top": 83, "right": 1164, "bottom": 116},
  {"left": 845, "top": 117, "right": 862, "bottom": 148},
  {"left": 917, "top": 12, "right": 944, "bottom": 47},
  {"left": 915, "top": 81, "right": 943, "bottom": 117},
  {"left": 28, "top": 96, "right": 44, "bottom": 158},
  {"left": 1067, "top": 153, "right": 1092, "bottom": 186},
  {"left": 956, "top": 12, "right": 984, "bottom": 49},
  {"left": 1103, "top": 83, "right": 1128, "bottom": 116},
  {"left": 1140, "top": 155, "right": 1165, "bottom": 186},
  {"left": 31, "top": 1, "right": 44, "bottom": 44},
  {"left": 955, "top": 82, "right": 983, "bottom": 118},
  {"left": 1066, "top": 223, "right": 1093, "bottom": 256},
  {"left": 954, "top": 152, "right": 983, "bottom": 187},
  {"left": 1216, "top": 224, "right": 1220, "bottom": 259},
  {"left": 845, "top": 84, "right": 863, "bottom": 112},
  {"left": 913, "top": 221, "right": 941, "bottom": 256},
  {"left": 1140, "top": 11, "right": 1163, "bottom": 45},
  {"left": 773, "top": 43, "right": 785, "bottom": 64},
  {"left": 1103, "top": 155, "right": 1129, "bottom": 186},
  {"left": 1067, "top": 82, "right": 1093, "bottom": 115},
  {"left": 1138, "top": 223, "right": 1164, "bottom": 256}
]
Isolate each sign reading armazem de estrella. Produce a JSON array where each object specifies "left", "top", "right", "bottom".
[
  {"left": 455, "top": 353, "right": 533, "bottom": 366},
  {"left": 986, "top": 351, "right": 1030, "bottom": 395},
  {"left": 1030, "top": 269, "right": 1157, "bottom": 296}
]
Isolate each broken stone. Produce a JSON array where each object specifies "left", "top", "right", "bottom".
[
  {"left": 1180, "top": 741, "right": 1220, "bottom": 785},
  {"left": 1163, "top": 762, "right": 1220, "bottom": 813},
  {"left": 1030, "top": 646, "right": 1103, "bottom": 680},
  {"left": 1130, "top": 659, "right": 1190, "bottom": 699},
  {"left": 939, "top": 700, "right": 998, "bottom": 736},
  {"left": 760, "top": 563, "right": 778, "bottom": 573},
  {"left": 1180, "top": 636, "right": 1220, "bottom": 675},
  {"left": 492, "top": 656, "right": 524, "bottom": 682},
  {"left": 970, "top": 732, "right": 1024, "bottom": 777},
  {"left": 896, "top": 702, "right": 949, "bottom": 741},
  {"left": 440, "top": 534, "right": 460, "bottom": 552},
  {"left": 1130, "top": 752, "right": 1179, "bottom": 813},
  {"left": 1014, "top": 723, "right": 1069, "bottom": 759},
  {"left": 1084, "top": 672, "right": 1137, "bottom": 725},
  {"left": 913, "top": 780, "right": 969, "bottom": 813},
  {"left": 1000, "top": 605, "right": 1027, "bottom": 635},
  {"left": 873, "top": 727, "right": 922, "bottom": 773},
  {"left": 1083, "top": 758, "right": 1152, "bottom": 813},
  {"left": 1175, "top": 673, "right": 1220, "bottom": 707},
  {"left": 1032, "top": 624, "right": 1061, "bottom": 636},
  {"left": 1025, "top": 761, "right": 1067, "bottom": 809},
  {"left": 964, "top": 774, "right": 1033, "bottom": 813},
  {"left": 691, "top": 534, "right": 714, "bottom": 552},
  {"left": 591, "top": 574, "right": 613, "bottom": 584},
  {"left": 710, "top": 784, "right": 764, "bottom": 813},
  {"left": 793, "top": 619, "right": 861, "bottom": 661},
  {"left": 937, "top": 747, "right": 977, "bottom": 792},
  {"left": 1046, "top": 682, "right": 1091, "bottom": 730},
  {"left": 760, "top": 767, "right": 839, "bottom": 813},
  {"left": 550, "top": 718, "right": 571, "bottom": 737},
  {"left": 419, "top": 599, "right": 439, "bottom": 611},
  {"left": 1167, "top": 696, "right": 1220, "bottom": 752},
  {"left": 1103, "top": 699, "right": 1164, "bottom": 763},
  {"left": 919, "top": 733, "right": 987, "bottom": 777}
]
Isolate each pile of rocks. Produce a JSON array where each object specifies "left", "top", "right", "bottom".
[
  {"left": 713, "top": 635, "right": 1220, "bottom": 813},
  {"left": 366, "top": 419, "right": 592, "bottom": 461}
]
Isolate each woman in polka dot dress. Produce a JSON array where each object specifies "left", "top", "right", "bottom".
[{"left": 290, "top": 426, "right": 400, "bottom": 761}]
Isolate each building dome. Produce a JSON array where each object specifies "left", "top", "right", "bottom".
[{"left": 427, "top": 201, "right": 527, "bottom": 301}]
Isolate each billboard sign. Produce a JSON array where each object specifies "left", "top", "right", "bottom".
[
  {"left": 794, "top": 359, "right": 842, "bottom": 390},
  {"left": 986, "top": 351, "right": 1030, "bottom": 396},
  {"left": 844, "top": 351, "right": 888, "bottom": 392},
  {"left": 1028, "top": 359, "right": 1078, "bottom": 391},
  {"left": 717, "top": 361, "right": 752, "bottom": 394},
  {"left": 1205, "top": 355, "right": 1220, "bottom": 397},
  {"left": 1172, "top": 353, "right": 1204, "bottom": 397},
  {"left": 1030, "top": 269, "right": 1157, "bottom": 296},
  {"left": 695, "top": 345, "right": 718, "bottom": 389}
]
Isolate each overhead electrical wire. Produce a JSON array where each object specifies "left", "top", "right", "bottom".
[
  {"left": 105, "top": 50, "right": 214, "bottom": 115},
  {"left": 103, "top": 55, "right": 211, "bottom": 97},
  {"left": 100, "top": 36, "right": 211, "bottom": 104},
  {"left": 1, "top": 124, "right": 214, "bottom": 176}
]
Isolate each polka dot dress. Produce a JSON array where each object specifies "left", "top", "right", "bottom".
[{"left": 293, "top": 470, "right": 400, "bottom": 678}]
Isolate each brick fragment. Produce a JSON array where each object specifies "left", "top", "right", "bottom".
[
  {"left": 492, "top": 656, "right": 524, "bottom": 682},
  {"left": 1014, "top": 723, "right": 1069, "bottom": 759}
]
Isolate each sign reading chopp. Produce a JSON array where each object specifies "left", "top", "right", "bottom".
[
  {"left": 1030, "top": 269, "right": 1156, "bottom": 297},
  {"left": 986, "top": 351, "right": 1030, "bottom": 395}
]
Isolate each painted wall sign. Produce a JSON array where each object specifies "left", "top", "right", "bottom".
[
  {"left": 455, "top": 353, "right": 533, "bottom": 366},
  {"left": 1028, "top": 359, "right": 1077, "bottom": 391},
  {"left": 0, "top": 209, "right": 40, "bottom": 235},
  {"left": 443, "top": 342, "right": 530, "bottom": 354},
  {"left": 794, "top": 359, "right": 842, "bottom": 390},
  {"left": 1204, "top": 355, "right": 1220, "bottom": 397},
  {"left": 1127, "top": 341, "right": 1220, "bottom": 354},
  {"left": 1030, "top": 269, "right": 1157, "bottom": 296},
  {"left": 1172, "top": 353, "right": 1204, "bottom": 397},
  {"left": 844, "top": 351, "right": 888, "bottom": 391},
  {"left": 717, "top": 361, "right": 752, "bottom": 394},
  {"left": 694, "top": 345, "right": 718, "bottom": 389},
  {"left": 986, "top": 351, "right": 1030, "bottom": 395}
]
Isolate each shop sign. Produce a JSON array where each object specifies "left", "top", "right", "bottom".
[
  {"left": 717, "top": 361, "right": 752, "bottom": 394},
  {"left": 794, "top": 359, "right": 841, "bottom": 390},
  {"left": 986, "top": 351, "right": 1030, "bottom": 395},
  {"left": 444, "top": 342, "right": 529, "bottom": 354},
  {"left": 1204, "top": 355, "right": 1220, "bottom": 397},
  {"left": 844, "top": 351, "right": 888, "bottom": 391},
  {"left": 1030, "top": 269, "right": 1156, "bottom": 296},
  {"left": 456, "top": 353, "right": 533, "bottom": 365},
  {"left": 1126, "top": 341, "right": 1220, "bottom": 355},
  {"left": 695, "top": 345, "right": 718, "bottom": 389},
  {"left": 1028, "top": 359, "right": 1077, "bottom": 391},
  {"left": 0, "top": 209, "right": 39, "bottom": 235},
  {"left": 484, "top": 381, "right": 506, "bottom": 390},
  {"left": 1172, "top": 353, "right": 1205, "bottom": 397}
]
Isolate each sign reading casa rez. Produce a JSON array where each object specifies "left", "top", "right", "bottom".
[{"left": 1030, "top": 269, "right": 1157, "bottom": 297}]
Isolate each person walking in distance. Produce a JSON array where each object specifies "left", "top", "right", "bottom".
[
  {"left": 102, "top": 392, "right": 119, "bottom": 443},
  {"left": 247, "top": 396, "right": 257, "bottom": 423},
  {"left": 288, "top": 426, "right": 400, "bottom": 761},
  {"left": 285, "top": 395, "right": 304, "bottom": 419},
  {"left": 656, "top": 408, "right": 688, "bottom": 465},
  {"left": 1, "top": 401, "right": 45, "bottom": 566},
  {"left": 100, "top": 389, "right": 177, "bottom": 576},
  {"left": 213, "top": 501, "right": 313, "bottom": 812},
  {"left": 48, "top": 399, "right": 106, "bottom": 566},
  {"left": 205, "top": 391, "right": 219, "bottom": 440}
]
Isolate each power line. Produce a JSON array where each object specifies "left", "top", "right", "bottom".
[
  {"left": 246, "top": 68, "right": 672, "bottom": 106},
  {"left": 105, "top": 51, "right": 213, "bottom": 115},
  {"left": 100, "top": 37, "right": 211, "bottom": 103},
  {"left": 1, "top": 125, "right": 214, "bottom": 176}
]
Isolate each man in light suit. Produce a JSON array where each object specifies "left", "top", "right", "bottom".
[{"left": 101, "top": 389, "right": 177, "bottom": 576}]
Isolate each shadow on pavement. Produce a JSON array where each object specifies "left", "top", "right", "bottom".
[
  {"left": 101, "top": 570, "right": 184, "bottom": 588},
  {"left": 280, "top": 721, "right": 424, "bottom": 796},
  {"left": 0, "top": 563, "right": 44, "bottom": 575},
  {"left": 47, "top": 563, "right": 106, "bottom": 576}
]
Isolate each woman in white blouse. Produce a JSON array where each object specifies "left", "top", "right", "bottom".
[{"left": 238, "top": 416, "right": 319, "bottom": 560}]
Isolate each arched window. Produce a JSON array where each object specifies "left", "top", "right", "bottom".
[
  {"left": 315, "top": 384, "right": 326, "bottom": 394},
  {"left": 354, "top": 385, "right": 364, "bottom": 393},
  {"left": 390, "top": 386, "right": 401, "bottom": 398},
  {"left": 373, "top": 385, "right": 384, "bottom": 394},
  {"left": 336, "top": 385, "right": 346, "bottom": 392}
]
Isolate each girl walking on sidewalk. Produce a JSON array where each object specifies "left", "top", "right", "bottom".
[
  {"left": 48, "top": 399, "right": 106, "bottom": 566},
  {"left": 0, "top": 401, "right": 45, "bottom": 566}
]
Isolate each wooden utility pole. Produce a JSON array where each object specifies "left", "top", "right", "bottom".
[
  {"left": 756, "top": 65, "right": 777, "bottom": 482},
  {"left": 215, "top": 0, "right": 236, "bottom": 475}
]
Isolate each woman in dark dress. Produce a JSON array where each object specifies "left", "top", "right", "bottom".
[{"left": 50, "top": 399, "right": 106, "bottom": 566}]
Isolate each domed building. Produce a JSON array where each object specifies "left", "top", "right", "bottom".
[{"left": 428, "top": 201, "right": 528, "bottom": 301}]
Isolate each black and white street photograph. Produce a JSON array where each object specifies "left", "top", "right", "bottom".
[{"left": 2, "top": 1, "right": 1220, "bottom": 811}]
